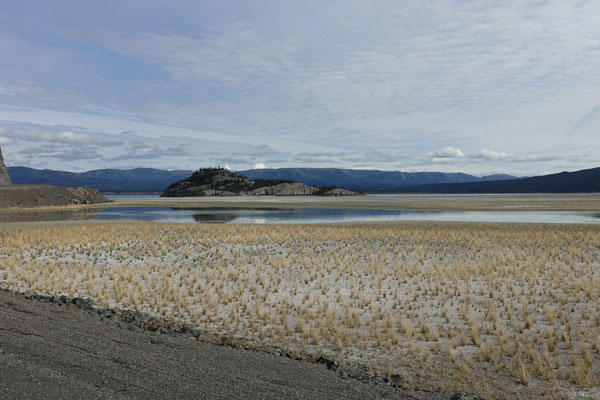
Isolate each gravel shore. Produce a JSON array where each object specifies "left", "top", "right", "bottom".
[{"left": 0, "top": 289, "right": 446, "bottom": 400}]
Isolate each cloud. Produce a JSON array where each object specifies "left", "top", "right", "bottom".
[
  {"left": 477, "top": 149, "right": 510, "bottom": 160},
  {"left": 39, "top": 149, "right": 102, "bottom": 161},
  {"left": 0, "top": 2, "right": 599, "bottom": 175},
  {"left": 471, "top": 149, "right": 559, "bottom": 163},
  {"left": 55, "top": 131, "right": 93, "bottom": 145},
  {"left": 253, "top": 163, "right": 266, "bottom": 169},
  {"left": 13, "top": 130, "right": 122, "bottom": 147},
  {"left": 124, "top": 141, "right": 160, "bottom": 151},
  {"left": 432, "top": 147, "right": 465, "bottom": 159},
  {"left": 107, "top": 145, "right": 192, "bottom": 161},
  {"left": 0, "top": 136, "right": 13, "bottom": 145},
  {"left": 7, "top": 154, "right": 27, "bottom": 164}
]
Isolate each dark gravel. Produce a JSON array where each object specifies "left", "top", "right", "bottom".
[{"left": 0, "top": 290, "right": 448, "bottom": 400}]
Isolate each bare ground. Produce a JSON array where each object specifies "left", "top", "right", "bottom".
[
  {"left": 110, "top": 193, "right": 600, "bottom": 211},
  {"left": 0, "top": 185, "right": 109, "bottom": 209},
  {"left": 0, "top": 289, "right": 448, "bottom": 400}
]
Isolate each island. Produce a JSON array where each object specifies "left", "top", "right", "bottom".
[{"left": 161, "top": 167, "right": 362, "bottom": 197}]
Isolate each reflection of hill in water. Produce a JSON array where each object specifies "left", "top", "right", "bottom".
[
  {"left": 177, "top": 207, "right": 291, "bottom": 224},
  {"left": 190, "top": 213, "right": 237, "bottom": 223},
  {"left": 0, "top": 208, "right": 105, "bottom": 223}
]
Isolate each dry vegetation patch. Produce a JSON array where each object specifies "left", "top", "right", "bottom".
[{"left": 1, "top": 221, "right": 599, "bottom": 399}]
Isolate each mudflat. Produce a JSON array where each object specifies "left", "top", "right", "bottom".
[
  {"left": 111, "top": 193, "right": 600, "bottom": 211},
  {"left": 0, "top": 289, "right": 441, "bottom": 400}
]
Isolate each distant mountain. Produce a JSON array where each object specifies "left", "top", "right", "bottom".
[
  {"left": 161, "top": 168, "right": 361, "bottom": 197},
  {"left": 237, "top": 168, "right": 518, "bottom": 192},
  {"left": 7, "top": 166, "right": 520, "bottom": 193},
  {"left": 8, "top": 167, "right": 193, "bottom": 193},
  {"left": 379, "top": 167, "right": 600, "bottom": 193}
]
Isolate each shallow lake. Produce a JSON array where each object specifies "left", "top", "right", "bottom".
[{"left": 3, "top": 206, "right": 599, "bottom": 224}]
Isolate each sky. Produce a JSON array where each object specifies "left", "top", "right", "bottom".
[{"left": 0, "top": 0, "right": 599, "bottom": 175}]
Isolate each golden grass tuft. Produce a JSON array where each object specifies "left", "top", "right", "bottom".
[{"left": 1, "top": 221, "right": 599, "bottom": 399}]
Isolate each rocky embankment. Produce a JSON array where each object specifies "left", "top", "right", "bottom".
[
  {"left": 0, "top": 185, "right": 110, "bottom": 208},
  {"left": 161, "top": 168, "right": 361, "bottom": 197}
]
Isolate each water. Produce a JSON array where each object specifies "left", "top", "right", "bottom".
[
  {"left": 5, "top": 206, "right": 597, "bottom": 224},
  {"left": 95, "top": 207, "right": 600, "bottom": 224},
  {"left": 105, "top": 194, "right": 161, "bottom": 198}
]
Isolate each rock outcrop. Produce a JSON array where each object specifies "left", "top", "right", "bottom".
[
  {"left": 0, "top": 147, "right": 12, "bottom": 186},
  {"left": 0, "top": 185, "right": 110, "bottom": 209},
  {"left": 161, "top": 168, "right": 362, "bottom": 197}
]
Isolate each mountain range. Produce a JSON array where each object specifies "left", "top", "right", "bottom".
[
  {"left": 238, "top": 168, "right": 516, "bottom": 191},
  {"left": 7, "top": 167, "right": 192, "bottom": 193},
  {"left": 5, "top": 165, "right": 600, "bottom": 193},
  {"left": 7, "top": 166, "right": 517, "bottom": 193},
  {"left": 377, "top": 167, "right": 600, "bottom": 193}
]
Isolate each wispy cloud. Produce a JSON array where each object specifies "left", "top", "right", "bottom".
[{"left": 0, "top": 1, "right": 598, "bottom": 174}]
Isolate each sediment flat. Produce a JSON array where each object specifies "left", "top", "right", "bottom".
[
  {"left": 2, "top": 193, "right": 598, "bottom": 213},
  {"left": 0, "top": 289, "right": 439, "bottom": 400},
  {"left": 110, "top": 193, "right": 600, "bottom": 211}
]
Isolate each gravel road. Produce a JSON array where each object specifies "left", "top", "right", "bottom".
[{"left": 0, "top": 290, "right": 447, "bottom": 400}]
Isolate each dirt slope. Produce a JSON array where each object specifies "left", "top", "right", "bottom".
[{"left": 0, "top": 290, "right": 447, "bottom": 400}]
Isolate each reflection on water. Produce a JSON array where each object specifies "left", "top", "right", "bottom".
[
  {"left": 0, "top": 208, "right": 104, "bottom": 223},
  {"left": 2, "top": 206, "right": 598, "bottom": 224},
  {"left": 191, "top": 213, "right": 237, "bottom": 223}
]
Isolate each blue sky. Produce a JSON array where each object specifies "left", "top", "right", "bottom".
[{"left": 0, "top": 1, "right": 599, "bottom": 175}]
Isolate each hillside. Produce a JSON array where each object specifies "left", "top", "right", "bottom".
[
  {"left": 0, "top": 147, "right": 110, "bottom": 208},
  {"left": 8, "top": 167, "right": 192, "bottom": 193},
  {"left": 238, "top": 168, "right": 517, "bottom": 191},
  {"left": 0, "top": 185, "right": 110, "bottom": 208},
  {"left": 161, "top": 168, "right": 361, "bottom": 197},
  {"left": 380, "top": 167, "right": 600, "bottom": 193}
]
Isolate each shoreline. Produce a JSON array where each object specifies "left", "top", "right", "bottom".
[{"left": 0, "top": 193, "right": 599, "bottom": 212}]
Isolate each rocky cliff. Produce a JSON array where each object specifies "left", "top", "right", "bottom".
[
  {"left": 0, "top": 147, "right": 12, "bottom": 186},
  {"left": 161, "top": 168, "right": 361, "bottom": 197}
]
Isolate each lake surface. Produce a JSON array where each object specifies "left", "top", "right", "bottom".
[{"left": 3, "top": 206, "right": 598, "bottom": 224}]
